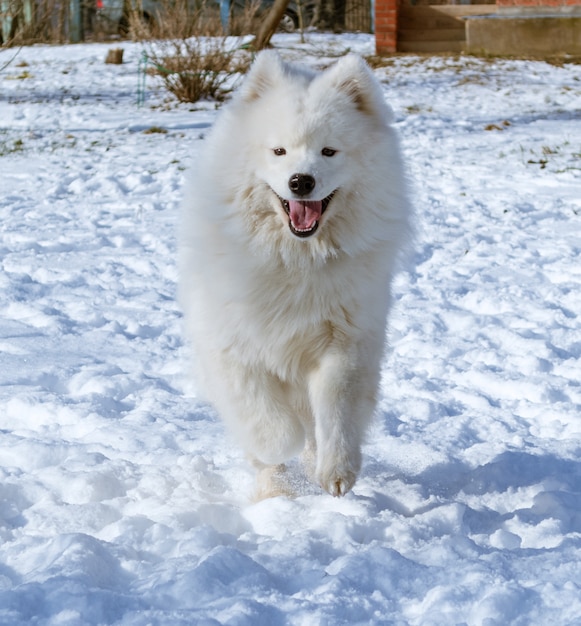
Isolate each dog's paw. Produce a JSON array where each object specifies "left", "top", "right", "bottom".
[
  {"left": 316, "top": 446, "right": 361, "bottom": 497},
  {"left": 317, "top": 468, "right": 357, "bottom": 498}
]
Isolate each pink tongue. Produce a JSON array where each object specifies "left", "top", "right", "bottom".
[{"left": 288, "top": 200, "right": 323, "bottom": 231}]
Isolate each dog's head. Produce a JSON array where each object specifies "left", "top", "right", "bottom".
[{"left": 233, "top": 51, "right": 396, "bottom": 245}]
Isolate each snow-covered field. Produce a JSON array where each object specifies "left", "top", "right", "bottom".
[{"left": 1, "top": 33, "right": 580, "bottom": 625}]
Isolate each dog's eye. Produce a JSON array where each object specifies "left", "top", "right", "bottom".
[
  {"left": 322, "top": 147, "right": 337, "bottom": 157},
  {"left": 273, "top": 147, "right": 286, "bottom": 156}
]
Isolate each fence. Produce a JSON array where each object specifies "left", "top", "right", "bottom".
[
  {"left": 0, "top": 0, "right": 97, "bottom": 44},
  {"left": 345, "top": 0, "right": 371, "bottom": 31}
]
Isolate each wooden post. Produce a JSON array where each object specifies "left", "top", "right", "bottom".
[
  {"left": 251, "top": 0, "right": 291, "bottom": 50},
  {"left": 105, "top": 48, "right": 124, "bottom": 64},
  {"left": 22, "top": 0, "right": 33, "bottom": 25},
  {"left": 219, "top": 0, "right": 230, "bottom": 33},
  {"left": 69, "top": 0, "right": 82, "bottom": 42},
  {"left": 1, "top": 0, "right": 14, "bottom": 42}
]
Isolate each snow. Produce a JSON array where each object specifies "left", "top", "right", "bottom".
[{"left": 1, "top": 32, "right": 580, "bottom": 625}]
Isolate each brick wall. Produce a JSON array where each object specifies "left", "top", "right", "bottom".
[{"left": 375, "top": 0, "right": 398, "bottom": 54}]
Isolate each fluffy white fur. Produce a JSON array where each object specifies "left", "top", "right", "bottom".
[{"left": 179, "top": 52, "right": 411, "bottom": 498}]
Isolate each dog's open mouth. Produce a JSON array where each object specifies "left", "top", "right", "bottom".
[{"left": 278, "top": 192, "right": 335, "bottom": 238}]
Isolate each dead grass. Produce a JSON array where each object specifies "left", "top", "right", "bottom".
[
  {"left": 126, "top": 0, "right": 262, "bottom": 41},
  {"left": 142, "top": 126, "right": 168, "bottom": 134},
  {"left": 366, "top": 51, "right": 581, "bottom": 70}
]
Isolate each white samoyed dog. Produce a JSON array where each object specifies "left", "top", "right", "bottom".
[{"left": 179, "top": 51, "right": 411, "bottom": 498}]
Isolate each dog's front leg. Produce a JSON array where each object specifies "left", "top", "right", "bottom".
[{"left": 309, "top": 347, "right": 375, "bottom": 497}]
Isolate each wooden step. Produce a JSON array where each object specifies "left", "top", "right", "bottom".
[
  {"left": 401, "top": 5, "right": 497, "bottom": 17},
  {"left": 397, "top": 39, "right": 466, "bottom": 53},
  {"left": 398, "top": 27, "right": 466, "bottom": 42},
  {"left": 398, "top": 5, "right": 496, "bottom": 28},
  {"left": 399, "top": 8, "right": 464, "bottom": 30},
  {"left": 395, "top": 5, "right": 495, "bottom": 54}
]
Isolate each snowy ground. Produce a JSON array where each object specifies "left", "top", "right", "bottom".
[{"left": 1, "top": 33, "right": 580, "bottom": 625}]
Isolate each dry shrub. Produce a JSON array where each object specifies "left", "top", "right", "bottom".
[
  {"left": 228, "top": 0, "right": 264, "bottom": 36},
  {"left": 129, "top": 0, "right": 253, "bottom": 104},
  {"left": 145, "top": 37, "right": 252, "bottom": 103},
  {"left": 126, "top": 1, "right": 203, "bottom": 41}
]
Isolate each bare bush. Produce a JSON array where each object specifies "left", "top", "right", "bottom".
[
  {"left": 129, "top": 0, "right": 253, "bottom": 104},
  {"left": 146, "top": 37, "right": 251, "bottom": 103}
]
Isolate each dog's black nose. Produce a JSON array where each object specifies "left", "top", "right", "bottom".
[{"left": 288, "top": 173, "right": 316, "bottom": 197}]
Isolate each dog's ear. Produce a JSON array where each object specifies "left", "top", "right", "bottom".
[
  {"left": 239, "top": 51, "right": 286, "bottom": 102},
  {"left": 323, "top": 55, "right": 394, "bottom": 124}
]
